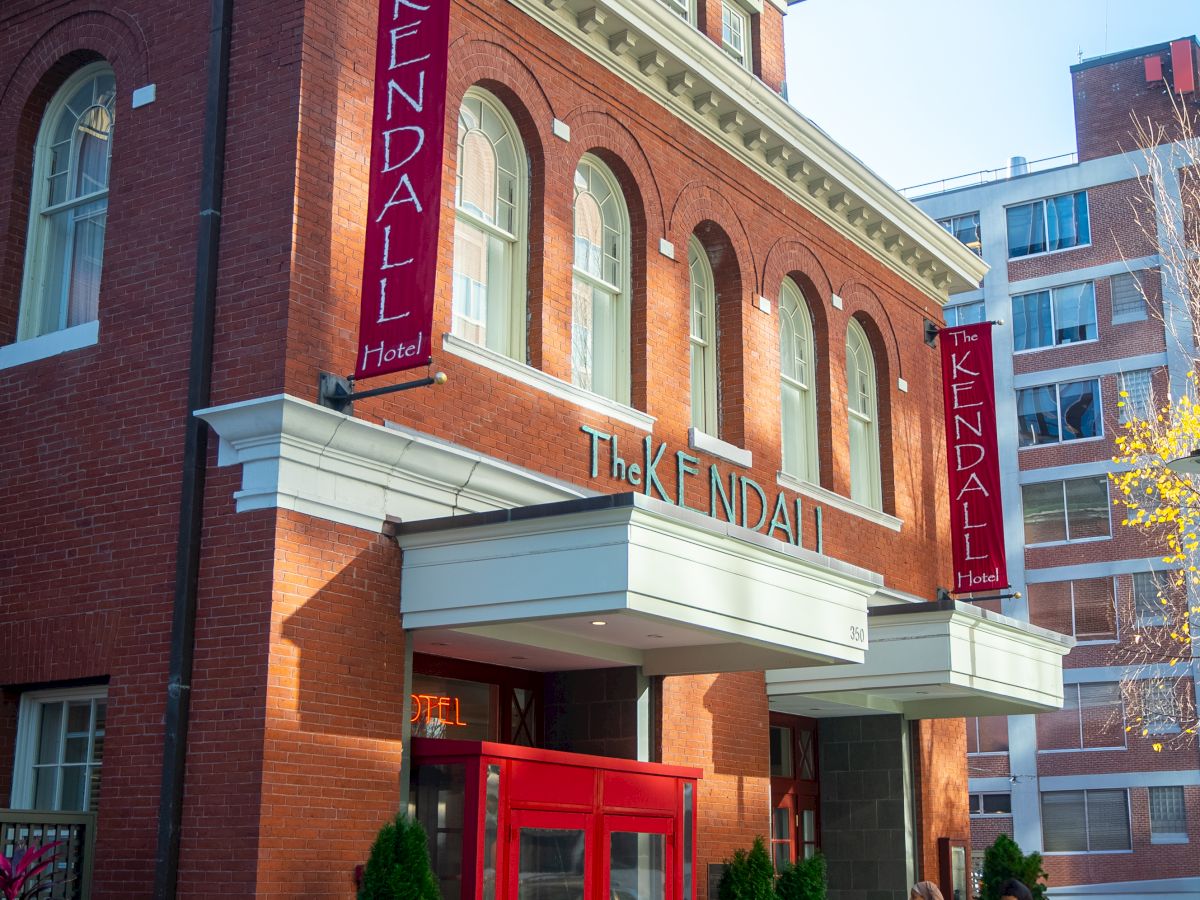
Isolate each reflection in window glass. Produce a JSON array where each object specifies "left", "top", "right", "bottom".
[
  {"left": 1018, "top": 379, "right": 1100, "bottom": 447},
  {"left": 1118, "top": 369, "right": 1154, "bottom": 424},
  {"left": 518, "top": 828, "right": 586, "bottom": 900},
  {"left": 939, "top": 213, "right": 982, "bottom": 255},
  {"left": 413, "top": 764, "right": 466, "bottom": 900},
  {"left": 483, "top": 765, "right": 501, "bottom": 900},
  {"left": 683, "top": 783, "right": 694, "bottom": 900},
  {"left": 1007, "top": 192, "right": 1089, "bottom": 258},
  {"left": 945, "top": 301, "right": 985, "bottom": 327},
  {"left": 610, "top": 832, "right": 666, "bottom": 900},
  {"left": 1022, "top": 477, "right": 1110, "bottom": 544},
  {"left": 1012, "top": 283, "right": 1096, "bottom": 351},
  {"left": 769, "top": 726, "right": 793, "bottom": 778}
]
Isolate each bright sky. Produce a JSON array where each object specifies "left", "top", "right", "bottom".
[{"left": 784, "top": 0, "right": 1198, "bottom": 191}]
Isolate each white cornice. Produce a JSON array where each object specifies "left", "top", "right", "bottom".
[
  {"left": 516, "top": 0, "right": 988, "bottom": 303},
  {"left": 196, "top": 394, "right": 589, "bottom": 531}
]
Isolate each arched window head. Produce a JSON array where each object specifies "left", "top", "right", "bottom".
[
  {"left": 688, "top": 237, "right": 718, "bottom": 434},
  {"left": 571, "top": 155, "right": 630, "bottom": 403},
  {"left": 780, "top": 278, "right": 817, "bottom": 484},
  {"left": 451, "top": 88, "right": 527, "bottom": 359},
  {"left": 846, "top": 318, "right": 882, "bottom": 509},
  {"left": 18, "top": 62, "right": 116, "bottom": 342}
]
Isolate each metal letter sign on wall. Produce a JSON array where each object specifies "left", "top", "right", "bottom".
[
  {"left": 940, "top": 323, "right": 1009, "bottom": 592},
  {"left": 355, "top": 0, "right": 450, "bottom": 380}
]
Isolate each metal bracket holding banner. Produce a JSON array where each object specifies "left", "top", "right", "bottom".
[{"left": 318, "top": 370, "right": 447, "bottom": 416}]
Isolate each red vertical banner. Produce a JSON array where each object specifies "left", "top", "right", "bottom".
[
  {"left": 355, "top": 0, "right": 451, "bottom": 380},
  {"left": 940, "top": 323, "right": 1009, "bottom": 592}
]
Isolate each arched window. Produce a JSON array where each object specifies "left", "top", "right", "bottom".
[
  {"left": 18, "top": 63, "right": 116, "bottom": 342},
  {"left": 451, "top": 88, "right": 527, "bottom": 359},
  {"left": 571, "top": 155, "right": 630, "bottom": 402},
  {"left": 779, "top": 278, "right": 817, "bottom": 483},
  {"left": 688, "top": 237, "right": 717, "bottom": 434},
  {"left": 846, "top": 318, "right": 882, "bottom": 509}
]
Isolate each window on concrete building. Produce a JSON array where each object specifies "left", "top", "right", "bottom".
[
  {"left": 945, "top": 300, "right": 985, "bottom": 327},
  {"left": 1006, "top": 191, "right": 1090, "bottom": 258},
  {"left": 571, "top": 155, "right": 630, "bottom": 403},
  {"left": 659, "top": 0, "right": 696, "bottom": 24},
  {"left": 1039, "top": 682, "right": 1124, "bottom": 751},
  {"left": 846, "top": 318, "right": 882, "bottom": 510},
  {"left": 11, "top": 687, "right": 107, "bottom": 812},
  {"left": 1021, "top": 476, "right": 1110, "bottom": 545},
  {"left": 969, "top": 793, "right": 1012, "bottom": 816},
  {"left": 16, "top": 63, "right": 115, "bottom": 344},
  {"left": 1133, "top": 570, "right": 1171, "bottom": 627},
  {"left": 720, "top": 2, "right": 751, "bottom": 69},
  {"left": 1117, "top": 369, "right": 1154, "bottom": 424},
  {"left": 779, "top": 278, "right": 818, "bottom": 484},
  {"left": 1143, "top": 680, "right": 1182, "bottom": 735},
  {"left": 689, "top": 237, "right": 719, "bottom": 435},
  {"left": 1026, "top": 577, "right": 1117, "bottom": 642},
  {"left": 1149, "top": 786, "right": 1188, "bottom": 843},
  {"left": 1011, "top": 281, "right": 1097, "bottom": 351},
  {"left": 965, "top": 716, "right": 1008, "bottom": 754},
  {"left": 938, "top": 212, "right": 982, "bottom": 256},
  {"left": 1016, "top": 378, "right": 1101, "bottom": 447},
  {"left": 1041, "top": 789, "right": 1131, "bottom": 852},
  {"left": 452, "top": 88, "right": 528, "bottom": 360},
  {"left": 1110, "top": 271, "right": 1147, "bottom": 323}
]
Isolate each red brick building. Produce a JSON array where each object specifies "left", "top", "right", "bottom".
[
  {"left": 916, "top": 36, "right": 1200, "bottom": 900},
  {"left": 0, "top": 1, "right": 1066, "bottom": 898}
]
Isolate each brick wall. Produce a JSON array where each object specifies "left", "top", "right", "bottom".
[
  {"left": 1073, "top": 41, "right": 1200, "bottom": 162},
  {"left": 914, "top": 718, "right": 970, "bottom": 887}
]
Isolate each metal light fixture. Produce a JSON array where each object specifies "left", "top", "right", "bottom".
[{"left": 1165, "top": 449, "right": 1200, "bottom": 475}]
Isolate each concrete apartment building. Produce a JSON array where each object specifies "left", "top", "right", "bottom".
[
  {"left": 0, "top": 0, "right": 1073, "bottom": 897},
  {"left": 915, "top": 37, "right": 1200, "bottom": 900}
]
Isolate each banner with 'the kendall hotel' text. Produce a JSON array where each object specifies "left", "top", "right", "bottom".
[
  {"left": 355, "top": 0, "right": 450, "bottom": 380},
  {"left": 940, "top": 322, "right": 1008, "bottom": 592}
]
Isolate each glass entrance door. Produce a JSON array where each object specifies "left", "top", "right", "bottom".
[
  {"left": 509, "top": 809, "right": 591, "bottom": 900},
  {"left": 603, "top": 815, "right": 673, "bottom": 900},
  {"left": 769, "top": 713, "right": 819, "bottom": 868}
]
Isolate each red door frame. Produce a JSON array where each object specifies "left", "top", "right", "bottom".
[
  {"left": 769, "top": 712, "right": 820, "bottom": 866},
  {"left": 601, "top": 814, "right": 674, "bottom": 900},
  {"left": 508, "top": 808, "right": 593, "bottom": 900}
]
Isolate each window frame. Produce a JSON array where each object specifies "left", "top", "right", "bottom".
[
  {"left": 1006, "top": 191, "right": 1091, "bottom": 260},
  {"left": 968, "top": 792, "right": 1013, "bottom": 817},
  {"left": 1015, "top": 377, "right": 1103, "bottom": 449},
  {"left": 1021, "top": 476, "right": 1112, "bottom": 547},
  {"left": 1041, "top": 788, "right": 1133, "bottom": 854},
  {"left": 1027, "top": 576, "right": 1119, "bottom": 644},
  {"left": 1110, "top": 271, "right": 1148, "bottom": 324},
  {"left": 965, "top": 716, "right": 1010, "bottom": 755},
  {"left": 719, "top": 2, "right": 752, "bottom": 70},
  {"left": 1011, "top": 281, "right": 1098, "bottom": 354},
  {"left": 778, "top": 278, "right": 818, "bottom": 485},
  {"left": 1132, "top": 570, "right": 1171, "bottom": 627},
  {"left": 1117, "top": 368, "right": 1154, "bottom": 425},
  {"left": 1148, "top": 786, "right": 1188, "bottom": 844},
  {"left": 938, "top": 212, "right": 982, "bottom": 256},
  {"left": 1142, "top": 680, "right": 1182, "bottom": 736},
  {"left": 17, "top": 61, "right": 116, "bottom": 345},
  {"left": 846, "top": 318, "right": 882, "bottom": 511},
  {"left": 450, "top": 87, "right": 529, "bottom": 362},
  {"left": 11, "top": 685, "right": 107, "bottom": 812},
  {"left": 658, "top": 0, "right": 697, "bottom": 25},
  {"left": 688, "top": 237, "right": 719, "bottom": 436},
  {"left": 569, "top": 154, "right": 631, "bottom": 405},
  {"left": 944, "top": 300, "right": 986, "bottom": 328},
  {"left": 1038, "top": 681, "right": 1126, "bottom": 754}
]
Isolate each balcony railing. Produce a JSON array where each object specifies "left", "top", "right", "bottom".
[
  {"left": 899, "top": 152, "right": 1079, "bottom": 199},
  {"left": 0, "top": 810, "right": 96, "bottom": 899}
]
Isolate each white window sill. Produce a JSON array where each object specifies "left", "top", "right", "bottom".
[
  {"left": 1008, "top": 240, "right": 1093, "bottom": 263},
  {"left": 1026, "top": 535, "right": 1112, "bottom": 549},
  {"left": 0, "top": 321, "right": 99, "bottom": 371},
  {"left": 1043, "top": 849, "right": 1133, "bottom": 857},
  {"left": 1037, "top": 745, "right": 1126, "bottom": 754},
  {"left": 1112, "top": 312, "right": 1148, "bottom": 326},
  {"left": 1018, "top": 434, "right": 1106, "bottom": 451},
  {"left": 966, "top": 751, "right": 1009, "bottom": 757},
  {"left": 777, "top": 472, "right": 903, "bottom": 532},
  {"left": 442, "top": 333, "right": 655, "bottom": 432},
  {"left": 688, "top": 428, "right": 751, "bottom": 467},
  {"left": 1150, "top": 834, "right": 1189, "bottom": 845},
  {"left": 1013, "top": 337, "right": 1099, "bottom": 356}
]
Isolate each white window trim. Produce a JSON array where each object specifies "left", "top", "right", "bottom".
[
  {"left": 689, "top": 427, "right": 751, "bottom": 467},
  {"left": 1005, "top": 191, "right": 1092, "bottom": 261},
  {"left": 16, "top": 62, "right": 114, "bottom": 346},
  {"left": 777, "top": 472, "right": 902, "bottom": 532},
  {"left": 11, "top": 685, "right": 107, "bottom": 809},
  {"left": 1016, "top": 378, "right": 1104, "bottom": 450},
  {"left": 1011, "top": 281, "right": 1098, "bottom": 355},
  {"left": 1041, "top": 789, "right": 1133, "bottom": 855},
  {"left": 442, "top": 332, "right": 655, "bottom": 431},
  {"left": 778, "top": 278, "right": 819, "bottom": 485},
  {"left": 0, "top": 320, "right": 98, "bottom": 371},
  {"left": 571, "top": 154, "right": 632, "bottom": 405},
  {"left": 658, "top": 0, "right": 697, "bottom": 25},
  {"left": 845, "top": 319, "right": 883, "bottom": 512},
  {"left": 1037, "top": 682, "right": 1126, "bottom": 754},
  {"left": 719, "top": 1, "right": 752, "bottom": 71},
  {"left": 688, "top": 236, "right": 719, "bottom": 436},
  {"left": 452, "top": 87, "right": 529, "bottom": 363},
  {"left": 1055, "top": 576, "right": 1120, "bottom": 645},
  {"left": 1022, "top": 477, "right": 1112, "bottom": 547}
]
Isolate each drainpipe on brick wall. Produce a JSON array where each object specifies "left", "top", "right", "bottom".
[{"left": 152, "top": 0, "right": 233, "bottom": 896}]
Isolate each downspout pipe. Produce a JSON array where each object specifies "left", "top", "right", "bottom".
[{"left": 153, "top": 0, "right": 232, "bottom": 895}]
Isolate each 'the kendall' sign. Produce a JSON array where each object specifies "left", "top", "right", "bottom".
[
  {"left": 355, "top": 0, "right": 450, "bottom": 380},
  {"left": 940, "top": 322, "right": 1008, "bottom": 592}
]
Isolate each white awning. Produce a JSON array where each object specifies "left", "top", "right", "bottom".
[
  {"left": 767, "top": 599, "right": 1073, "bottom": 719},
  {"left": 396, "top": 493, "right": 879, "bottom": 676}
]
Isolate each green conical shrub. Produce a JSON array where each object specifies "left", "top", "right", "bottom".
[
  {"left": 775, "top": 852, "right": 826, "bottom": 900},
  {"left": 980, "top": 834, "right": 1047, "bottom": 900},
  {"left": 358, "top": 813, "right": 440, "bottom": 900},
  {"left": 718, "top": 836, "right": 775, "bottom": 900}
]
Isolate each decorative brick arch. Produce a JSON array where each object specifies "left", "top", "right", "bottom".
[
  {"left": 761, "top": 239, "right": 837, "bottom": 488},
  {"left": 667, "top": 181, "right": 756, "bottom": 297},
  {"left": 555, "top": 107, "right": 666, "bottom": 412},
  {"left": 836, "top": 280, "right": 903, "bottom": 380},
  {"left": 0, "top": 10, "right": 150, "bottom": 344}
]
